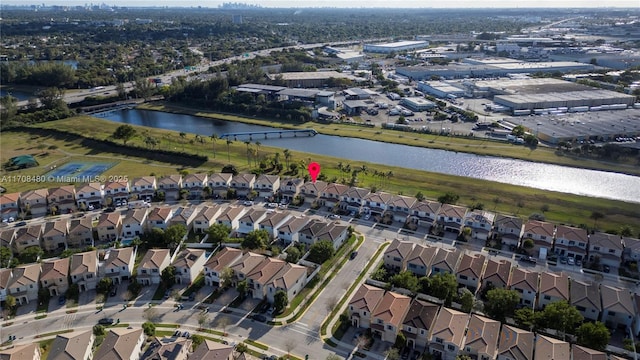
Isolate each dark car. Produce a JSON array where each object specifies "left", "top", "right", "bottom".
[
  {"left": 603, "top": 265, "right": 611, "bottom": 273},
  {"left": 98, "top": 318, "right": 114, "bottom": 325},
  {"left": 253, "top": 314, "right": 267, "bottom": 322},
  {"left": 350, "top": 251, "right": 358, "bottom": 260},
  {"left": 521, "top": 256, "right": 537, "bottom": 264},
  {"left": 110, "top": 286, "right": 117, "bottom": 297},
  {"left": 174, "top": 330, "right": 181, "bottom": 337},
  {"left": 58, "top": 296, "right": 66, "bottom": 306},
  {"left": 14, "top": 221, "right": 27, "bottom": 227}
]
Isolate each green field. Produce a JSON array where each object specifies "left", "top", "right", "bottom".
[{"left": 1, "top": 115, "right": 638, "bottom": 233}]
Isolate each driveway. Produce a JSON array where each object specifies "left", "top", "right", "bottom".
[{"left": 212, "top": 287, "right": 239, "bottom": 307}]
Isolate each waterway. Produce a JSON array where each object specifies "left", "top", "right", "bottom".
[{"left": 99, "top": 109, "right": 640, "bottom": 203}]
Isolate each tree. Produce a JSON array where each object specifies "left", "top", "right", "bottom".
[
  {"left": 395, "top": 332, "right": 407, "bottom": 349},
  {"left": 437, "top": 192, "right": 459, "bottom": 204},
  {"left": 539, "top": 300, "right": 584, "bottom": 339},
  {"left": 210, "top": 134, "right": 218, "bottom": 158},
  {"left": 161, "top": 265, "right": 177, "bottom": 287},
  {"left": 219, "top": 267, "right": 234, "bottom": 288},
  {"left": 384, "top": 348, "right": 400, "bottom": 360},
  {"left": 97, "top": 278, "right": 113, "bottom": 295},
  {"left": 237, "top": 280, "right": 248, "bottom": 299},
  {"left": 456, "top": 356, "right": 472, "bottom": 360},
  {"left": 415, "top": 191, "right": 425, "bottom": 201},
  {"left": 242, "top": 229, "right": 270, "bottom": 250},
  {"left": 590, "top": 211, "right": 604, "bottom": 228},
  {"left": 427, "top": 273, "right": 458, "bottom": 306},
  {"left": 197, "top": 313, "right": 209, "bottom": 330},
  {"left": 514, "top": 307, "right": 536, "bottom": 331},
  {"left": 20, "top": 246, "right": 43, "bottom": 263},
  {"left": 93, "top": 324, "right": 105, "bottom": 336},
  {"left": 216, "top": 316, "right": 231, "bottom": 335},
  {"left": 191, "top": 334, "right": 205, "bottom": 350},
  {"left": 112, "top": 125, "right": 137, "bottom": 145},
  {"left": 307, "top": 240, "right": 335, "bottom": 264},
  {"left": 0, "top": 95, "right": 18, "bottom": 122},
  {"left": 164, "top": 224, "right": 187, "bottom": 249},
  {"left": 37, "top": 87, "right": 66, "bottom": 110},
  {"left": 484, "top": 288, "right": 520, "bottom": 322},
  {"left": 235, "top": 342, "right": 248, "bottom": 354},
  {"left": 286, "top": 246, "right": 301, "bottom": 263},
  {"left": 207, "top": 223, "right": 231, "bottom": 244},
  {"left": 512, "top": 125, "right": 526, "bottom": 137},
  {"left": 221, "top": 164, "right": 238, "bottom": 176},
  {"left": 5, "top": 295, "right": 17, "bottom": 312},
  {"left": 142, "top": 321, "right": 156, "bottom": 336},
  {"left": 391, "top": 271, "right": 419, "bottom": 293},
  {"left": 226, "top": 139, "right": 233, "bottom": 162},
  {"left": 459, "top": 288, "right": 475, "bottom": 313},
  {"left": 134, "top": 77, "right": 155, "bottom": 100},
  {"left": 576, "top": 321, "right": 610, "bottom": 351},
  {"left": 274, "top": 290, "right": 288, "bottom": 314},
  {"left": 0, "top": 246, "right": 15, "bottom": 268}
]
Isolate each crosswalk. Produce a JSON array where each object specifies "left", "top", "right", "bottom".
[
  {"left": 62, "top": 313, "right": 76, "bottom": 329},
  {"left": 285, "top": 322, "right": 319, "bottom": 339}
]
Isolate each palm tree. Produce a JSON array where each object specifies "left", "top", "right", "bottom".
[
  {"left": 385, "top": 171, "right": 394, "bottom": 187},
  {"left": 337, "top": 162, "right": 344, "bottom": 180},
  {"left": 254, "top": 141, "right": 261, "bottom": 161},
  {"left": 283, "top": 149, "right": 291, "bottom": 168},
  {"left": 359, "top": 164, "right": 368, "bottom": 185},
  {"left": 210, "top": 134, "right": 218, "bottom": 158},
  {"left": 226, "top": 139, "right": 233, "bottom": 162},
  {"left": 244, "top": 140, "right": 251, "bottom": 165},
  {"left": 179, "top": 132, "right": 187, "bottom": 151}
]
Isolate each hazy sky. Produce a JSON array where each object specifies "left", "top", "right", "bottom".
[{"left": 4, "top": 0, "right": 640, "bottom": 8}]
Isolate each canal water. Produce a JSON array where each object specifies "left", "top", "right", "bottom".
[{"left": 99, "top": 109, "right": 640, "bottom": 203}]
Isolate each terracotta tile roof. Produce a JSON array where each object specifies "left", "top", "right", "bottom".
[
  {"left": 437, "top": 203, "right": 467, "bottom": 219},
  {"left": 431, "top": 307, "right": 469, "bottom": 347},
  {"left": 123, "top": 208, "right": 148, "bottom": 224},
  {"left": 570, "top": 280, "right": 601, "bottom": 311},
  {"left": 194, "top": 205, "right": 222, "bottom": 222},
  {"left": 349, "top": 284, "right": 385, "bottom": 313},
  {"left": 534, "top": 335, "right": 570, "bottom": 360},
  {"left": 464, "top": 314, "right": 500, "bottom": 357},
  {"left": 571, "top": 344, "right": 607, "bottom": 360},
  {"left": 322, "top": 183, "right": 350, "bottom": 196},
  {"left": 508, "top": 267, "right": 539, "bottom": 292},
  {"left": 406, "top": 244, "right": 438, "bottom": 268},
  {"left": 8, "top": 263, "right": 40, "bottom": 288},
  {"left": 138, "top": 249, "right": 170, "bottom": 270},
  {"left": 590, "top": 232, "right": 622, "bottom": 251},
  {"left": 40, "top": 257, "right": 70, "bottom": 281},
  {"left": 300, "top": 180, "right": 327, "bottom": 194},
  {"left": 0, "top": 268, "right": 12, "bottom": 290},
  {"left": 158, "top": 175, "right": 182, "bottom": 186},
  {"left": 76, "top": 182, "right": 102, "bottom": 194},
  {"left": 69, "top": 216, "right": 92, "bottom": 233},
  {"left": 183, "top": 173, "right": 208, "bottom": 184},
  {"left": 555, "top": 225, "right": 588, "bottom": 242},
  {"left": 246, "top": 257, "right": 286, "bottom": 284},
  {"left": 389, "top": 194, "right": 417, "bottom": 209},
  {"left": 48, "top": 330, "right": 94, "bottom": 360},
  {"left": 205, "top": 247, "right": 243, "bottom": 272},
  {"left": 523, "top": 220, "right": 554, "bottom": 237},
  {"left": 259, "top": 212, "right": 290, "bottom": 228},
  {"left": 278, "top": 216, "right": 309, "bottom": 234},
  {"left": 15, "top": 224, "right": 43, "bottom": 242},
  {"left": 456, "top": 253, "right": 486, "bottom": 279},
  {"left": 600, "top": 285, "right": 635, "bottom": 315},
  {"left": 539, "top": 272, "right": 569, "bottom": 301},
  {"left": 131, "top": 176, "right": 156, "bottom": 187},
  {"left": 402, "top": 299, "right": 439, "bottom": 330},
  {"left": 411, "top": 200, "right": 441, "bottom": 213},
  {"left": 498, "top": 325, "right": 534, "bottom": 360},
  {"left": 189, "top": 339, "right": 233, "bottom": 360},
  {"left": 0, "top": 192, "right": 20, "bottom": 205},
  {"left": 431, "top": 248, "right": 461, "bottom": 273},
  {"left": 385, "top": 239, "right": 415, "bottom": 260},
  {"left": 363, "top": 191, "right": 393, "bottom": 204},
  {"left": 217, "top": 206, "right": 245, "bottom": 222},
  {"left": 231, "top": 173, "right": 256, "bottom": 185},
  {"left": 267, "top": 263, "right": 307, "bottom": 290},
  {"left": 173, "top": 249, "right": 206, "bottom": 270},
  {"left": 482, "top": 259, "right": 511, "bottom": 288},
  {"left": 230, "top": 252, "right": 264, "bottom": 276},
  {"left": 103, "top": 248, "right": 134, "bottom": 269},
  {"left": 47, "top": 185, "right": 75, "bottom": 201},
  {"left": 20, "top": 188, "right": 49, "bottom": 201},
  {"left": 103, "top": 180, "right": 129, "bottom": 191},
  {"left": 371, "top": 291, "right": 412, "bottom": 328},
  {"left": 0, "top": 343, "right": 40, "bottom": 360},
  {"left": 43, "top": 219, "right": 69, "bottom": 238},
  {"left": 70, "top": 250, "right": 98, "bottom": 276},
  {"left": 148, "top": 207, "right": 173, "bottom": 222},
  {"left": 239, "top": 208, "right": 267, "bottom": 224},
  {"left": 97, "top": 212, "right": 121, "bottom": 227},
  {"left": 208, "top": 173, "right": 232, "bottom": 184},
  {"left": 94, "top": 328, "right": 143, "bottom": 360},
  {"left": 255, "top": 174, "right": 279, "bottom": 186}
]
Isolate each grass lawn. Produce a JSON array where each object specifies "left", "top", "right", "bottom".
[
  {"left": 38, "top": 339, "right": 55, "bottom": 359},
  {"left": 152, "top": 284, "right": 167, "bottom": 301},
  {"left": 2, "top": 116, "right": 637, "bottom": 232}
]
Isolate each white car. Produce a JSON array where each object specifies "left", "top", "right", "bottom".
[
  {"left": 364, "top": 214, "right": 371, "bottom": 220},
  {"left": 329, "top": 214, "right": 340, "bottom": 219},
  {"left": 243, "top": 201, "right": 254, "bottom": 206},
  {"left": 267, "top": 203, "right": 278, "bottom": 208}
]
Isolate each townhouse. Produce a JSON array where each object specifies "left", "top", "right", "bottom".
[
  {"left": 0, "top": 228, "right": 16, "bottom": 248},
  {"left": 0, "top": 268, "right": 11, "bottom": 302},
  {"left": 570, "top": 279, "right": 601, "bottom": 321},
  {"left": 533, "top": 335, "right": 570, "bottom": 360},
  {"left": 340, "top": 186, "right": 370, "bottom": 213},
  {"left": 216, "top": 206, "right": 247, "bottom": 233},
  {"left": 42, "top": 219, "right": 69, "bottom": 252},
  {"left": 600, "top": 284, "right": 635, "bottom": 329},
  {"left": 537, "top": 272, "right": 569, "bottom": 309},
  {"left": 430, "top": 248, "right": 461, "bottom": 276},
  {"left": 254, "top": 174, "right": 280, "bottom": 199},
  {"left": 47, "top": 185, "right": 76, "bottom": 215},
  {"left": 75, "top": 182, "right": 103, "bottom": 209},
  {"left": 190, "top": 340, "right": 234, "bottom": 360},
  {"left": 410, "top": 200, "right": 440, "bottom": 229},
  {"left": 522, "top": 220, "right": 555, "bottom": 259},
  {"left": 102, "top": 247, "right": 136, "bottom": 284},
  {"left": 95, "top": 212, "right": 122, "bottom": 242},
  {"left": 192, "top": 205, "right": 223, "bottom": 234},
  {"left": 130, "top": 176, "right": 157, "bottom": 202},
  {"left": 207, "top": 173, "right": 232, "bottom": 199},
  {"left": 554, "top": 225, "right": 588, "bottom": 262},
  {"left": 0, "top": 192, "right": 21, "bottom": 221},
  {"left": 237, "top": 208, "right": 268, "bottom": 235},
  {"left": 493, "top": 214, "right": 524, "bottom": 249},
  {"left": 320, "top": 183, "right": 350, "bottom": 209},
  {"left": 370, "top": 291, "right": 412, "bottom": 343},
  {"left": 172, "top": 248, "right": 207, "bottom": 285},
  {"left": 277, "top": 216, "right": 309, "bottom": 244},
  {"left": 144, "top": 337, "right": 191, "bottom": 360},
  {"left": 182, "top": 173, "right": 208, "bottom": 199},
  {"left": 137, "top": 249, "right": 171, "bottom": 285},
  {"left": 246, "top": 257, "right": 286, "bottom": 300},
  {"left": 406, "top": 244, "right": 438, "bottom": 277},
  {"left": 315, "top": 221, "right": 350, "bottom": 249},
  {"left": 103, "top": 180, "right": 130, "bottom": 205},
  {"left": 348, "top": 284, "right": 385, "bottom": 329},
  {"left": 402, "top": 299, "right": 439, "bottom": 350},
  {"left": 230, "top": 251, "right": 264, "bottom": 284},
  {"left": 169, "top": 205, "right": 198, "bottom": 231},
  {"left": 482, "top": 259, "right": 511, "bottom": 290},
  {"left": 383, "top": 239, "right": 415, "bottom": 271},
  {"left": 456, "top": 253, "right": 487, "bottom": 293},
  {"left": 623, "top": 236, "right": 640, "bottom": 264},
  {"left": 0, "top": 343, "right": 41, "bottom": 360},
  {"left": 157, "top": 174, "right": 182, "bottom": 201},
  {"left": 68, "top": 216, "right": 93, "bottom": 248},
  {"left": 40, "top": 257, "right": 70, "bottom": 297},
  {"left": 265, "top": 262, "right": 308, "bottom": 303},
  {"left": 13, "top": 223, "right": 43, "bottom": 253},
  {"left": 7, "top": 263, "right": 40, "bottom": 305},
  {"left": 497, "top": 325, "right": 534, "bottom": 360},
  {"left": 387, "top": 194, "right": 417, "bottom": 223},
  {"left": 147, "top": 207, "right": 174, "bottom": 231},
  {"left": 69, "top": 250, "right": 99, "bottom": 292},
  {"left": 204, "top": 247, "right": 243, "bottom": 287},
  {"left": 20, "top": 188, "right": 49, "bottom": 217},
  {"left": 94, "top": 328, "right": 144, "bottom": 360},
  {"left": 362, "top": 191, "right": 393, "bottom": 217},
  {"left": 572, "top": 345, "right": 607, "bottom": 360},
  {"left": 462, "top": 314, "right": 500, "bottom": 360},
  {"left": 281, "top": 178, "right": 305, "bottom": 203},
  {"left": 258, "top": 211, "right": 291, "bottom": 240},
  {"left": 589, "top": 232, "right": 623, "bottom": 268},
  {"left": 230, "top": 173, "right": 256, "bottom": 198},
  {"left": 436, "top": 204, "right": 467, "bottom": 234},
  {"left": 463, "top": 210, "right": 496, "bottom": 241},
  {"left": 508, "top": 267, "right": 539, "bottom": 308},
  {"left": 48, "top": 330, "right": 95, "bottom": 360},
  {"left": 120, "top": 208, "right": 148, "bottom": 240},
  {"left": 429, "top": 307, "right": 469, "bottom": 360}
]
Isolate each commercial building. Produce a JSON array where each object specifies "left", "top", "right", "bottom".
[
  {"left": 400, "top": 97, "right": 436, "bottom": 112},
  {"left": 364, "top": 40, "right": 430, "bottom": 54},
  {"left": 267, "top": 71, "right": 354, "bottom": 88},
  {"left": 416, "top": 81, "right": 466, "bottom": 99}
]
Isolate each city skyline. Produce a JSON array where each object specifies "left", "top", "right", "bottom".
[{"left": 3, "top": 0, "right": 640, "bottom": 8}]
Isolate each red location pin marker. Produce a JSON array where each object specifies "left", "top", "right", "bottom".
[{"left": 308, "top": 162, "right": 321, "bottom": 183}]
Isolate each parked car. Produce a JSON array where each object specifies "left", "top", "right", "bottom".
[
  {"left": 567, "top": 257, "right": 575, "bottom": 265},
  {"left": 253, "top": 314, "right": 267, "bottom": 322},
  {"left": 521, "top": 256, "right": 537, "bottom": 264},
  {"left": 98, "top": 318, "right": 114, "bottom": 325},
  {"left": 243, "top": 200, "right": 254, "bottom": 206},
  {"left": 58, "top": 296, "right": 66, "bottom": 306},
  {"left": 576, "top": 259, "right": 582, "bottom": 267},
  {"left": 109, "top": 286, "right": 117, "bottom": 297},
  {"left": 174, "top": 330, "right": 181, "bottom": 337},
  {"left": 350, "top": 251, "right": 358, "bottom": 260},
  {"left": 329, "top": 214, "right": 340, "bottom": 220},
  {"left": 13, "top": 221, "right": 27, "bottom": 227},
  {"left": 183, "top": 331, "right": 190, "bottom": 338},
  {"left": 364, "top": 214, "right": 371, "bottom": 220},
  {"left": 603, "top": 265, "right": 611, "bottom": 273}
]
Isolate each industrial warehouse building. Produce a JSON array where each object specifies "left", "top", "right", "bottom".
[
  {"left": 363, "top": 40, "right": 430, "bottom": 54},
  {"left": 400, "top": 97, "right": 437, "bottom": 112},
  {"left": 236, "top": 83, "right": 336, "bottom": 109},
  {"left": 396, "top": 57, "right": 595, "bottom": 80},
  {"left": 494, "top": 90, "right": 635, "bottom": 111},
  {"left": 267, "top": 71, "right": 355, "bottom": 88},
  {"left": 417, "top": 81, "right": 467, "bottom": 98}
]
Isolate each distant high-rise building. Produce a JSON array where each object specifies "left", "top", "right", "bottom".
[{"left": 232, "top": 15, "right": 243, "bottom": 24}]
